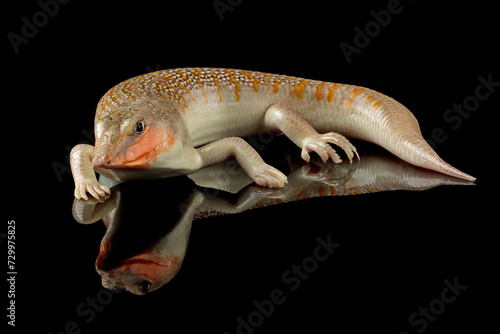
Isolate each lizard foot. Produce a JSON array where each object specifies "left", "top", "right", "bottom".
[
  {"left": 301, "top": 133, "right": 359, "bottom": 164},
  {"left": 74, "top": 179, "right": 111, "bottom": 200},
  {"left": 251, "top": 165, "right": 288, "bottom": 188}
]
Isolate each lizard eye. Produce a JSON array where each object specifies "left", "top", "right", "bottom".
[
  {"left": 139, "top": 280, "right": 151, "bottom": 294},
  {"left": 135, "top": 121, "right": 144, "bottom": 134}
]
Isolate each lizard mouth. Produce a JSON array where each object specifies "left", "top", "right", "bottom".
[
  {"left": 92, "top": 125, "right": 175, "bottom": 170},
  {"left": 92, "top": 152, "right": 152, "bottom": 170},
  {"left": 92, "top": 155, "right": 118, "bottom": 169}
]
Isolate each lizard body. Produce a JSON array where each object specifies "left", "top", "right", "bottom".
[{"left": 70, "top": 67, "right": 475, "bottom": 199}]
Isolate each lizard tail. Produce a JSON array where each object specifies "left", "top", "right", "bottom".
[
  {"left": 357, "top": 91, "right": 476, "bottom": 182},
  {"left": 392, "top": 132, "right": 476, "bottom": 182}
]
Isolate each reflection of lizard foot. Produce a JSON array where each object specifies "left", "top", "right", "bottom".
[
  {"left": 301, "top": 159, "right": 358, "bottom": 186},
  {"left": 251, "top": 185, "right": 288, "bottom": 200}
]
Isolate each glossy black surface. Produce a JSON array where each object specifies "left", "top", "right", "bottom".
[
  {"left": 5, "top": 1, "right": 496, "bottom": 333},
  {"left": 71, "top": 142, "right": 476, "bottom": 296}
]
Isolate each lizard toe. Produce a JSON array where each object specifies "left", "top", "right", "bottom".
[{"left": 253, "top": 166, "right": 288, "bottom": 188}]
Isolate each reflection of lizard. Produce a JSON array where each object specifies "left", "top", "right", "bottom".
[
  {"left": 72, "top": 154, "right": 472, "bottom": 295},
  {"left": 70, "top": 68, "right": 474, "bottom": 200},
  {"left": 73, "top": 177, "right": 201, "bottom": 295},
  {"left": 191, "top": 155, "right": 473, "bottom": 218}
]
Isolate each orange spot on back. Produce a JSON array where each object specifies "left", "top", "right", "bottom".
[
  {"left": 292, "top": 84, "right": 305, "bottom": 100},
  {"left": 180, "top": 84, "right": 197, "bottom": 105},
  {"left": 315, "top": 82, "right": 327, "bottom": 101},
  {"left": 162, "top": 76, "right": 175, "bottom": 82},
  {"left": 212, "top": 75, "right": 223, "bottom": 102},
  {"left": 373, "top": 101, "right": 382, "bottom": 109},
  {"left": 364, "top": 96, "right": 374, "bottom": 104},
  {"left": 230, "top": 75, "right": 240, "bottom": 101},
  {"left": 347, "top": 88, "right": 363, "bottom": 107},
  {"left": 198, "top": 83, "right": 208, "bottom": 105},
  {"left": 272, "top": 79, "right": 280, "bottom": 94},
  {"left": 252, "top": 79, "right": 259, "bottom": 92},
  {"left": 315, "top": 86, "right": 322, "bottom": 100},
  {"left": 327, "top": 84, "right": 340, "bottom": 103}
]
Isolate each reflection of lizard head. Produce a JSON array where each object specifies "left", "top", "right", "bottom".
[
  {"left": 96, "top": 240, "right": 181, "bottom": 295},
  {"left": 87, "top": 179, "right": 199, "bottom": 295}
]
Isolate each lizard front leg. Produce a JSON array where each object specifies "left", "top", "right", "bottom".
[
  {"left": 263, "top": 104, "right": 359, "bottom": 163},
  {"left": 70, "top": 144, "right": 111, "bottom": 200},
  {"left": 196, "top": 137, "right": 287, "bottom": 188}
]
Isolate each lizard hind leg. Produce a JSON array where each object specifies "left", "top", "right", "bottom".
[
  {"left": 301, "top": 132, "right": 359, "bottom": 164},
  {"left": 264, "top": 104, "right": 359, "bottom": 164}
]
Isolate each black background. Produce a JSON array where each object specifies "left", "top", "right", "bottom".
[{"left": 4, "top": 0, "right": 497, "bottom": 333}]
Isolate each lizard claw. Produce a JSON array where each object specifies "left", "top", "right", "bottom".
[
  {"left": 74, "top": 180, "right": 111, "bottom": 200},
  {"left": 301, "top": 133, "right": 359, "bottom": 164},
  {"left": 251, "top": 165, "right": 288, "bottom": 188}
]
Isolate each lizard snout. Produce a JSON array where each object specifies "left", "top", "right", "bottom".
[{"left": 92, "top": 155, "right": 114, "bottom": 169}]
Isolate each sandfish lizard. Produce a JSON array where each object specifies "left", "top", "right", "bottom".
[{"left": 70, "top": 67, "right": 475, "bottom": 200}]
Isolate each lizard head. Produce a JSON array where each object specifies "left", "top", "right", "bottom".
[{"left": 92, "top": 98, "right": 184, "bottom": 174}]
